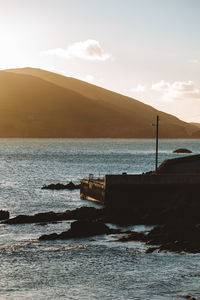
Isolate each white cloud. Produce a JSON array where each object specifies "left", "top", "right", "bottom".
[
  {"left": 189, "top": 58, "right": 199, "bottom": 64},
  {"left": 152, "top": 80, "right": 200, "bottom": 101},
  {"left": 130, "top": 84, "right": 146, "bottom": 93},
  {"left": 152, "top": 80, "right": 170, "bottom": 92},
  {"left": 41, "top": 39, "right": 112, "bottom": 61}
]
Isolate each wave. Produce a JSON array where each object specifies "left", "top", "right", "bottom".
[
  {"left": 0, "top": 239, "right": 38, "bottom": 250},
  {"left": 48, "top": 244, "right": 88, "bottom": 252}
]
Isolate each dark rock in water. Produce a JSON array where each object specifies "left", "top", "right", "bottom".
[
  {"left": 40, "top": 233, "right": 58, "bottom": 240},
  {"left": 119, "top": 223, "right": 200, "bottom": 253},
  {"left": 70, "top": 220, "right": 110, "bottom": 235},
  {"left": 35, "top": 222, "right": 48, "bottom": 226},
  {"left": 42, "top": 181, "right": 80, "bottom": 190},
  {"left": 116, "top": 231, "right": 147, "bottom": 243},
  {"left": 0, "top": 210, "right": 9, "bottom": 220},
  {"left": 39, "top": 219, "right": 120, "bottom": 240},
  {"left": 181, "top": 295, "right": 197, "bottom": 300},
  {"left": 146, "top": 223, "right": 200, "bottom": 253},
  {"left": 69, "top": 206, "right": 104, "bottom": 221},
  {"left": 3, "top": 212, "right": 59, "bottom": 224},
  {"left": 3, "top": 206, "right": 104, "bottom": 224},
  {"left": 173, "top": 148, "right": 192, "bottom": 153},
  {"left": 145, "top": 247, "right": 158, "bottom": 253}
]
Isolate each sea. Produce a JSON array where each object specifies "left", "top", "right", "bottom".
[{"left": 1, "top": 138, "right": 200, "bottom": 300}]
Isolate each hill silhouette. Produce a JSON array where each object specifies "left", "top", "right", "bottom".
[
  {"left": 0, "top": 67, "right": 199, "bottom": 138},
  {"left": 191, "top": 122, "right": 200, "bottom": 129}
]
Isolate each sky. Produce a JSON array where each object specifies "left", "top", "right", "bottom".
[{"left": 0, "top": 0, "right": 200, "bottom": 122}]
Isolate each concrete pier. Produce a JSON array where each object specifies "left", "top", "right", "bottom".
[
  {"left": 81, "top": 174, "right": 200, "bottom": 205},
  {"left": 81, "top": 155, "right": 200, "bottom": 208}
]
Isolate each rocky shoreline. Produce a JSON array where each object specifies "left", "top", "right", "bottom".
[
  {"left": 2, "top": 188, "right": 200, "bottom": 253},
  {"left": 116, "top": 223, "right": 200, "bottom": 254}
]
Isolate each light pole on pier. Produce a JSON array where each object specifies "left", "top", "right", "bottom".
[{"left": 152, "top": 115, "right": 159, "bottom": 173}]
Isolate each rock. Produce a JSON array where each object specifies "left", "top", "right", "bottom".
[
  {"left": 2, "top": 206, "right": 104, "bottom": 224},
  {"left": 70, "top": 220, "right": 111, "bottom": 236},
  {"left": 115, "top": 231, "right": 147, "bottom": 243},
  {"left": 35, "top": 222, "right": 48, "bottom": 226},
  {"left": 182, "top": 295, "right": 191, "bottom": 299},
  {"left": 40, "top": 233, "right": 58, "bottom": 240},
  {"left": 0, "top": 210, "right": 9, "bottom": 220},
  {"left": 145, "top": 223, "right": 200, "bottom": 253},
  {"left": 173, "top": 148, "right": 192, "bottom": 153},
  {"left": 181, "top": 296, "right": 197, "bottom": 300},
  {"left": 42, "top": 181, "right": 80, "bottom": 190},
  {"left": 116, "top": 217, "right": 200, "bottom": 253},
  {"left": 145, "top": 247, "right": 158, "bottom": 253},
  {"left": 3, "top": 212, "right": 62, "bottom": 224},
  {"left": 69, "top": 206, "right": 104, "bottom": 221},
  {"left": 39, "top": 219, "right": 120, "bottom": 240}
]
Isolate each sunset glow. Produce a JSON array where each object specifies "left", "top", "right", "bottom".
[{"left": 0, "top": 0, "right": 200, "bottom": 122}]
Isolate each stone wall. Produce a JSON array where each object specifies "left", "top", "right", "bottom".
[
  {"left": 81, "top": 174, "right": 200, "bottom": 209},
  {"left": 105, "top": 174, "right": 200, "bottom": 186},
  {"left": 80, "top": 179, "right": 105, "bottom": 203}
]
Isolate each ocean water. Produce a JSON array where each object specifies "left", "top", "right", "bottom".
[{"left": 1, "top": 138, "right": 200, "bottom": 300}]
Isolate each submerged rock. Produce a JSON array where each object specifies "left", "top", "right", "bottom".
[
  {"left": 42, "top": 181, "right": 80, "bottom": 190},
  {"left": 173, "top": 148, "right": 192, "bottom": 153},
  {"left": 39, "top": 219, "right": 120, "bottom": 240},
  {"left": 0, "top": 210, "right": 9, "bottom": 221}
]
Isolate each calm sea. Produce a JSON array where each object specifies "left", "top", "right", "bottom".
[{"left": 1, "top": 139, "right": 200, "bottom": 300}]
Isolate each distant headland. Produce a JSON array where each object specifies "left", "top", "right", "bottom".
[{"left": 0, "top": 67, "right": 199, "bottom": 138}]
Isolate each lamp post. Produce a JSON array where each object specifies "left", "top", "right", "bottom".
[{"left": 152, "top": 115, "right": 159, "bottom": 173}]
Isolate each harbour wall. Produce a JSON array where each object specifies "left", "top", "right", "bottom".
[{"left": 81, "top": 174, "right": 200, "bottom": 209}]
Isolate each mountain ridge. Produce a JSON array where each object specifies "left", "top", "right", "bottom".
[{"left": 0, "top": 67, "right": 199, "bottom": 138}]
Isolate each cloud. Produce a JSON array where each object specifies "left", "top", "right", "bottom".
[
  {"left": 130, "top": 84, "right": 146, "bottom": 93},
  {"left": 152, "top": 80, "right": 170, "bottom": 92},
  {"left": 41, "top": 39, "right": 112, "bottom": 61},
  {"left": 152, "top": 80, "right": 200, "bottom": 101},
  {"left": 189, "top": 58, "right": 199, "bottom": 64}
]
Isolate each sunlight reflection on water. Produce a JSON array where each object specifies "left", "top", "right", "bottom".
[{"left": 0, "top": 139, "right": 200, "bottom": 299}]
